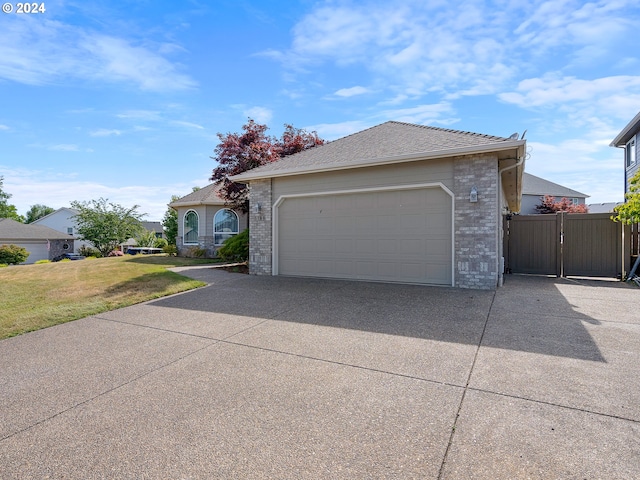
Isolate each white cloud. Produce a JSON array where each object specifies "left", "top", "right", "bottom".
[
  {"left": 49, "top": 144, "right": 80, "bottom": 152},
  {"left": 0, "top": 165, "right": 191, "bottom": 220},
  {"left": 244, "top": 106, "right": 273, "bottom": 124},
  {"left": 0, "top": 125, "right": 9, "bottom": 130},
  {"left": 499, "top": 75, "right": 640, "bottom": 109},
  {"left": 0, "top": 17, "right": 196, "bottom": 91},
  {"left": 171, "top": 121, "right": 205, "bottom": 130},
  {"left": 334, "top": 86, "right": 370, "bottom": 97},
  {"left": 265, "top": 0, "right": 637, "bottom": 105},
  {"left": 379, "top": 102, "right": 456, "bottom": 125},
  {"left": 116, "top": 110, "right": 163, "bottom": 121},
  {"left": 90, "top": 129, "right": 122, "bottom": 137},
  {"left": 304, "top": 120, "right": 372, "bottom": 140}
]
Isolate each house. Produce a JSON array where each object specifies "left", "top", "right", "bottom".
[
  {"left": 32, "top": 207, "right": 92, "bottom": 253},
  {"left": 169, "top": 183, "right": 248, "bottom": 257},
  {"left": 120, "top": 221, "right": 166, "bottom": 252},
  {"left": 587, "top": 202, "right": 623, "bottom": 213},
  {"left": 520, "top": 172, "right": 589, "bottom": 214},
  {"left": 610, "top": 111, "right": 640, "bottom": 193},
  {"left": 0, "top": 218, "right": 75, "bottom": 263},
  {"left": 230, "top": 121, "right": 526, "bottom": 290}
]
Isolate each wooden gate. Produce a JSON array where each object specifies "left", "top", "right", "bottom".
[{"left": 504, "top": 213, "right": 626, "bottom": 278}]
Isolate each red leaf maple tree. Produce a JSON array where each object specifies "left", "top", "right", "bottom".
[
  {"left": 211, "top": 119, "right": 324, "bottom": 212},
  {"left": 534, "top": 195, "right": 588, "bottom": 214}
]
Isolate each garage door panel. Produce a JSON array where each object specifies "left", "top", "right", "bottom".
[{"left": 277, "top": 187, "right": 452, "bottom": 285}]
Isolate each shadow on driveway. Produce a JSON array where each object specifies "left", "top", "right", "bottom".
[{"left": 149, "top": 271, "right": 609, "bottom": 362}]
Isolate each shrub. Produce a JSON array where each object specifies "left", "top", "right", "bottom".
[
  {"left": 163, "top": 244, "right": 178, "bottom": 256},
  {"left": 217, "top": 229, "right": 249, "bottom": 262},
  {"left": 184, "top": 246, "right": 207, "bottom": 258},
  {"left": 0, "top": 244, "right": 30, "bottom": 265},
  {"left": 0, "top": 263, "right": 8, "bottom": 268},
  {"left": 35, "top": 259, "right": 51, "bottom": 264},
  {"left": 79, "top": 245, "right": 101, "bottom": 257}
]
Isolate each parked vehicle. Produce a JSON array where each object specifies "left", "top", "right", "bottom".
[{"left": 53, "top": 253, "right": 86, "bottom": 261}]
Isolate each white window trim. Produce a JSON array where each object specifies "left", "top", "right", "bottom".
[
  {"left": 214, "top": 208, "right": 239, "bottom": 246},
  {"left": 183, "top": 209, "right": 200, "bottom": 245},
  {"left": 626, "top": 136, "right": 636, "bottom": 169},
  {"left": 271, "top": 182, "right": 455, "bottom": 287}
]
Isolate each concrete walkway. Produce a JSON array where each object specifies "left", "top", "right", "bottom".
[{"left": 1, "top": 269, "right": 639, "bottom": 479}]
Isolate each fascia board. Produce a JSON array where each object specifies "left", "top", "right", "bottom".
[{"left": 610, "top": 111, "right": 640, "bottom": 147}]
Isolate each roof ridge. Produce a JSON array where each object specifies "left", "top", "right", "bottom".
[{"left": 385, "top": 120, "right": 509, "bottom": 141}]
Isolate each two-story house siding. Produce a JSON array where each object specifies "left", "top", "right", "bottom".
[{"left": 611, "top": 111, "right": 640, "bottom": 193}]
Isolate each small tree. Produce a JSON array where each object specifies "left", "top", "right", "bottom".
[
  {"left": 25, "top": 204, "right": 55, "bottom": 223},
  {"left": 71, "top": 198, "right": 145, "bottom": 257},
  {"left": 0, "top": 244, "right": 29, "bottom": 265},
  {"left": 612, "top": 171, "right": 640, "bottom": 224},
  {"left": 211, "top": 119, "right": 324, "bottom": 212},
  {"left": 162, "top": 195, "right": 180, "bottom": 246},
  {"left": 0, "top": 176, "right": 25, "bottom": 222},
  {"left": 535, "top": 195, "right": 589, "bottom": 214}
]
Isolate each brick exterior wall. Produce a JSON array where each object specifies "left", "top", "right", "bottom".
[
  {"left": 49, "top": 239, "right": 74, "bottom": 260},
  {"left": 176, "top": 236, "right": 215, "bottom": 257},
  {"left": 453, "top": 154, "right": 499, "bottom": 289},
  {"left": 248, "top": 179, "right": 272, "bottom": 275}
]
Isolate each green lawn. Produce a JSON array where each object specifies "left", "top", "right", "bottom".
[{"left": 0, "top": 255, "right": 218, "bottom": 340}]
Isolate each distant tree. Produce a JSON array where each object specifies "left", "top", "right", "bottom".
[
  {"left": 25, "top": 204, "right": 55, "bottom": 223},
  {"left": 134, "top": 229, "right": 167, "bottom": 249},
  {"left": 71, "top": 198, "right": 145, "bottom": 257},
  {"left": 0, "top": 244, "right": 29, "bottom": 265},
  {"left": 0, "top": 176, "right": 25, "bottom": 222},
  {"left": 535, "top": 195, "right": 589, "bottom": 214},
  {"left": 162, "top": 195, "right": 180, "bottom": 246},
  {"left": 211, "top": 119, "right": 324, "bottom": 212}
]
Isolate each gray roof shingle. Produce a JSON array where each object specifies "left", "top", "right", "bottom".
[
  {"left": 0, "top": 218, "right": 75, "bottom": 240},
  {"left": 169, "top": 183, "right": 225, "bottom": 207},
  {"left": 522, "top": 173, "right": 588, "bottom": 198},
  {"left": 231, "top": 121, "right": 522, "bottom": 181}
]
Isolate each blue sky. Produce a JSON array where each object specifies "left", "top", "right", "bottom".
[{"left": 1, "top": 0, "right": 639, "bottom": 220}]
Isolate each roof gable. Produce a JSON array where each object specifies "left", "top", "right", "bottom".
[
  {"left": 0, "top": 218, "right": 75, "bottom": 240},
  {"left": 169, "top": 183, "right": 226, "bottom": 208},
  {"left": 611, "top": 111, "right": 640, "bottom": 147},
  {"left": 231, "top": 121, "right": 524, "bottom": 181},
  {"left": 31, "top": 207, "right": 79, "bottom": 224},
  {"left": 522, "top": 173, "right": 589, "bottom": 198}
]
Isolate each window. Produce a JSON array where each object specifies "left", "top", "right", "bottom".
[
  {"left": 67, "top": 227, "right": 73, "bottom": 234},
  {"left": 626, "top": 137, "right": 636, "bottom": 168},
  {"left": 214, "top": 209, "right": 239, "bottom": 245},
  {"left": 184, "top": 210, "right": 199, "bottom": 244},
  {"left": 569, "top": 198, "right": 580, "bottom": 205}
]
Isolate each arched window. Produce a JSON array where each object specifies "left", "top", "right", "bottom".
[
  {"left": 214, "top": 209, "right": 239, "bottom": 245},
  {"left": 184, "top": 210, "right": 199, "bottom": 244}
]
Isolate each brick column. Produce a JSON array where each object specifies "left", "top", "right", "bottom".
[
  {"left": 454, "top": 154, "right": 499, "bottom": 289},
  {"left": 248, "top": 179, "right": 273, "bottom": 275}
]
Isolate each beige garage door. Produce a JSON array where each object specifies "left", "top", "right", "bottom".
[
  {"left": 276, "top": 186, "right": 452, "bottom": 285},
  {"left": 18, "top": 242, "right": 49, "bottom": 264}
]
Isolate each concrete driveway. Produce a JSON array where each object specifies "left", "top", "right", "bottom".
[{"left": 1, "top": 269, "right": 639, "bottom": 479}]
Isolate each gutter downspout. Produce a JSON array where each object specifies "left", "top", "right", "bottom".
[{"left": 497, "top": 154, "right": 525, "bottom": 287}]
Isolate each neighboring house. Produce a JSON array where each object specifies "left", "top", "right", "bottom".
[
  {"left": 120, "top": 221, "right": 166, "bottom": 252},
  {"left": 520, "top": 172, "right": 589, "bottom": 214},
  {"left": 32, "top": 207, "right": 92, "bottom": 253},
  {"left": 230, "top": 121, "right": 526, "bottom": 290},
  {"left": 610, "top": 111, "right": 640, "bottom": 194},
  {"left": 587, "top": 202, "right": 624, "bottom": 214},
  {"left": 0, "top": 218, "right": 75, "bottom": 263},
  {"left": 169, "top": 183, "right": 248, "bottom": 257}
]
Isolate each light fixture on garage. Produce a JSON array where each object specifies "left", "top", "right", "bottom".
[
  {"left": 254, "top": 202, "right": 262, "bottom": 213},
  {"left": 470, "top": 186, "right": 478, "bottom": 203}
]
